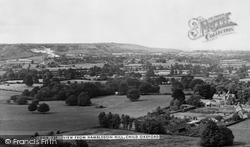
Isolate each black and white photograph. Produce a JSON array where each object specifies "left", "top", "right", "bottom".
[{"left": 0, "top": 0, "right": 250, "bottom": 146}]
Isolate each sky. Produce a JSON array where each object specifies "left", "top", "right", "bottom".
[{"left": 0, "top": 0, "right": 250, "bottom": 50}]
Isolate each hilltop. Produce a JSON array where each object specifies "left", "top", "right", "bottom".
[{"left": 0, "top": 43, "right": 182, "bottom": 60}]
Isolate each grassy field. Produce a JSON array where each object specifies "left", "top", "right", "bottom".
[
  {"left": 0, "top": 92, "right": 171, "bottom": 135},
  {"left": 63, "top": 128, "right": 201, "bottom": 147},
  {"left": 229, "top": 119, "right": 250, "bottom": 144},
  {"left": 0, "top": 84, "right": 42, "bottom": 92}
]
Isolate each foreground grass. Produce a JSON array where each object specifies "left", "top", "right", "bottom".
[{"left": 63, "top": 128, "right": 200, "bottom": 147}]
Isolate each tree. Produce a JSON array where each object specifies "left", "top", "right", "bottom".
[
  {"left": 145, "top": 69, "right": 155, "bottom": 78},
  {"left": 171, "top": 89, "right": 185, "bottom": 104},
  {"left": 22, "top": 89, "right": 30, "bottom": 96},
  {"left": 37, "top": 103, "right": 50, "bottom": 113},
  {"left": 126, "top": 89, "right": 140, "bottom": 101},
  {"left": 98, "top": 112, "right": 108, "bottom": 128},
  {"left": 77, "top": 92, "right": 91, "bottom": 106},
  {"left": 138, "top": 82, "right": 152, "bottom": 94},
  {"left": 186, "top": 95, "right": 205, "bottom": 107},
  {"left": 28, "top": 103, "right": 37, "bottom": 113},
  {"left": 65, "top": 95, "right": 78, "bottom": 106},
  {"left": 24, "top": 74, "right": 33, "bottom": 87},
  {"left": 31, "top": 98, "right": 39, "bottom": 105},
  {"left": 218, "top": 126, "right": 234, "bottom": 146},
  {"left": 171, "top": 81, "right": 183, "bottom": 91},
  {"left": 189, "top": 79, "right": 204, "bottom": 90},
  {"left": 16, "top": 97, "right": 28, "bottom": 105},
  {"left": 195, "top": 84, "right": 215, "bottom": 99},
  {"left": 118, "top": 81, "right": 129, "bottom": 95},
  {"left": 55, "top": 91, "right": 67, "bottom": 100},
  {"left": 200, "top": 120, "right": 234, "bottom": 147},
  {"left": 181, "top": 74, "right": 194, "bottom": 89}
]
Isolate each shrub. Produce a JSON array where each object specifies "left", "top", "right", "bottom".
[
  {"left": 16, "top": 97, "right": 28, "bottom": 105},
  {"left": 126, "top": 89, "right": 140, "bottom": 101},
  {"left": 232, "top": 112, "right": 241, "bottom": 121},
  {"left": 77, "top": 92, "right": 91, "bottom": 106},
  {"left": 10, "top": 95, "right": 19, "bottom": 102},
  {"left": 6, "top": 100, "right": 11, "bottom": 104},
  {"left": 65, "top": 95, "right": 77, "bottom": 106},
  {"left": 31, "top": 98, "right": 39, "bottom": 105},
  {"left": 34, "top": 132, "right": 39, "bottom": 137},
  {"left": 28, "top": 103, "right": 37, "bottom": 112},
  {"left": 37, "top": 103, "right": 50, "bottom": 113},
  {"left": 214, "top": 115, "right": 223, "bottom": 122}
]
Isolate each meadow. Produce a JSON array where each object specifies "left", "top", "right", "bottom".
[{"left": 0, "top": 91, "right": 171, "bottom": 135}]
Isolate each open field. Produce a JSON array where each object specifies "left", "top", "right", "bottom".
[
  {"left": 0, "top": 84, "right": 42, "bottom": 92},
  {"left": 0, "top": 91, "right": 171, "bottom": 135},
  {"left": 63, "top": 128, "right": 200, "bottom": 147},
  {"left": 229, "top": 119, "right": 250, "bottom": 144}
]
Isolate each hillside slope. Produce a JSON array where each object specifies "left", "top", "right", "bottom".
[{"left": 0, "top": 43, "right": 181, "bottom": 60}]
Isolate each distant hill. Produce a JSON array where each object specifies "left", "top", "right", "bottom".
[{"left": 0, "top": 43, "right": 182, "bottom": 60}]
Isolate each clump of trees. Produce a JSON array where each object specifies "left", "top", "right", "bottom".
[
  {"left": 186, "top": 95, "right": 205, "bottom": 107},
  {"left": 169, "top": 89, "right": 185, "bottom": 110},
  {"left": 126, "top": 89, "right": 140, "bottom": 101},
  {"left": 66, "top": 92, "right": 91, "bottom": 106},
  {"left": 98, "top": 112, "right": 134, "bottom": 130},
  {"left": 134, "top": 118, "right": 166, "bottom": 134},
  {"left": 200, "top": 120, "right": 234, "bottom": 147},
  {"left": 16, "top": 97, "right": 28, "bottom": 105},
  {"left": 28, "top": 102, "right": 50, "bottom": 114},
  {"left": 98, "top": 112, "right": 121, "bottom": 129}
]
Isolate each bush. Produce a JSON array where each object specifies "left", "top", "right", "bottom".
[
  {"left": 31, "top": 98, "right": 39, "bottom": 105},
  {"left": 34, "top": 132, "right": 39, "bottom": 137},
  {"left": 232, "top": 112, "right": 241, "bottom": 121},
  {"left": 16, "top": 97, "right": 28, "bottom": 105},
  {"left": 126, "top": 89, "right": 140, "bottom": 101},
  {"left": 65, "top": 95, "right": 77, "bottom": 106},
  {"left": 77, "top": 92, "right": 91, "bottom": 106},
  {"left": 6, "top": 100, "right": 10, "bottom": 104},
  {"left": 200, "top": 120, "right": 234, "bottom": 147},
  {"left": 28, "top": 103, "right": 37, "bottom": 112},
  {"left": 10, "top": 95, "right": 19, "bottom": 102},
  {"left": 37, "top": 103, "right": 50, "bottom": 113}
]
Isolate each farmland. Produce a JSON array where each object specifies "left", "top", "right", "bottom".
[{"left": 0, "top": 91, "right": 171, "bottom": 135}]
